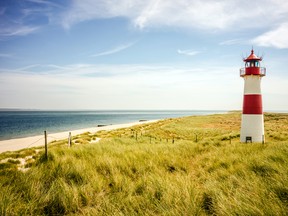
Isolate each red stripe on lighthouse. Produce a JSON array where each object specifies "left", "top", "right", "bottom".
[
  {"left": 243, "top": 94, "right": 263, "bottom": 114},
  {"left": 245, "top": 67, "right": 261, "bottom": 75}
]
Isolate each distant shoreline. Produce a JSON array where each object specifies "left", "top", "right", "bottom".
[
  {"left": 0, "top": 120, "right": 159, "bottom": 154},
  {"left": 0, "top": 110, "right": 226, "bottom": 141}
]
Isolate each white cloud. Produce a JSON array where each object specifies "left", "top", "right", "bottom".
[
  {"left": 177, "top": 49, "right": 201, "bottom": 56},
  {"left": 252, "top": 23, "right": 288, "bottom": 49},
  {"left": 91, "top": 42, "right": 136, "bottom": 57},
  {"left": 60, "top": 0, "right": 288, "bottom": 31}
]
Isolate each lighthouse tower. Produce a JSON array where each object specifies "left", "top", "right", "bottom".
[{"left": 240, "top": 49, "right": 266, "bottom": 143}]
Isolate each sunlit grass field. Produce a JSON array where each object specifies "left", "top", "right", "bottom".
[{"left": 1, "top": 112, "right": 288, "bottom": 215}]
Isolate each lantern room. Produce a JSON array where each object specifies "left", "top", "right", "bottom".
[{"left": 240, "top": 49, "right": 266, "bottom": 77}]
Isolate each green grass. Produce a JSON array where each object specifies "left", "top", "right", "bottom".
[{"left": 0, "top": 112, "right": 288, "bottom": 215}]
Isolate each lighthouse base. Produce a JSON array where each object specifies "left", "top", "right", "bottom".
[{"left": 240, "top": 114, "right": 265, "bottom": 143}]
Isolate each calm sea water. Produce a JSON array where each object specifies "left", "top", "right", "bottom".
[{"left": 0, "top": 110, "right": 225, "bottom": 140}]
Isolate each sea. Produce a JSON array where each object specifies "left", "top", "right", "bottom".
[{"left": 0, "top": 110, "right": 226, "bottom": 141}]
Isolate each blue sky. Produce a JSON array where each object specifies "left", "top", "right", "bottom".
[{"left": 0, "top": 0, "right": 288, "bottom": 110}]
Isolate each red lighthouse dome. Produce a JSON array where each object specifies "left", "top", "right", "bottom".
[{"left": 240, "top": 49, "right": 266, "bottom": 77}]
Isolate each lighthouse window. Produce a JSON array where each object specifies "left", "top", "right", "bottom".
[
  {"left": 255, "top": 61, "right": 259, "bottom": 67},
  {"left": 250, "top": 62, "right": 254, "bottom": 67}
]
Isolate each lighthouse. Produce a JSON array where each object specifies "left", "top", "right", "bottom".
[{"left": 240, "top": 49, "right": 266, "bottom": 143}]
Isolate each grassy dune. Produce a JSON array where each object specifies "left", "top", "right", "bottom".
[{"left": 1, "top": 112, "right": 288, "bottom": 215}]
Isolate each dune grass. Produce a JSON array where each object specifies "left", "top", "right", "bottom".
[{"left": 0, "top": 112, "right": 288, "bottom": 215}]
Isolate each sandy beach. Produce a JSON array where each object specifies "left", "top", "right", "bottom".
[{"left": 0, "top": 120, "right": 158, "bottom": 154}]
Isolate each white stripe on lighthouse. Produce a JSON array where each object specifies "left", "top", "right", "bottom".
[
  {"left": 243, "top": 76, "right": 262, "bottom": 95},
  {"left": 240, "top": 114, "right": 264, "bottom": 142}
]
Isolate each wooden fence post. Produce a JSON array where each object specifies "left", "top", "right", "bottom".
[
  {"left": 68, "top": 132, "right": 72, "bottom": 147},
  {"left": 44, "top": 130, "right": 48, "bottom": 160}
]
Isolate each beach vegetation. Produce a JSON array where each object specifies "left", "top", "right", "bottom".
[{"left": 0, "top": 112, "right": 287, "bottom": 215}]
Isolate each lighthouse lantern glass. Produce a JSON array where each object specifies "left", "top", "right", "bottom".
[{"left": 245, "top": 61, "right": 260, "bottom": 68}]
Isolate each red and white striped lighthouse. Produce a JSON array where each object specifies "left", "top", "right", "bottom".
[{"left": 240, "top": 49, "right": 266, "bottom": 143}]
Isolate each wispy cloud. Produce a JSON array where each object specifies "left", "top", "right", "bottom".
[
  {"left": 219, "top": 39, "right": 245, "bottom": 46},
  {"left": 60, "top": 0, "right": 288, "bottom": 32},
  {"left": 26, "top": 0, "right": 62, "bottom": 8},
  {"left": 0, "top": 0, "right": 60, "bottom": 39},
  {"left": 91, "top": 42, "right": 136, "bottom": 57},
  {"left": 177, "top": 49, "right": 201, "bottom": 56},
  {"left": 0, "top": 63, "right": 222, "bottom": 78},
  {"left": 0, "top": 26, "right": 39, "bottom": 37},
  {"left": 0, "top": 9, "right": 24, "bottom": 38},
  {"left": 252, "top": 23, "right": 288, "bottom": 49}
]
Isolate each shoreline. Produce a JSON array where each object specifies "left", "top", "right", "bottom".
[{"left": 0, "top": 120, "right": 159, "bottom": 154}]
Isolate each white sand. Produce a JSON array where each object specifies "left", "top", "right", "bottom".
[{"left": 0, "top": 120, "right": 158, "bottom": 154}]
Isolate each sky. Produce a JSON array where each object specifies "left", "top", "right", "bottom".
[{"left": 0, "top": 0, "right": 288, "bottom": 110}]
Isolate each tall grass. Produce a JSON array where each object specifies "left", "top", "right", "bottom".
[{"left": 0, "top": 112, "right": 288, "bottom": 215}]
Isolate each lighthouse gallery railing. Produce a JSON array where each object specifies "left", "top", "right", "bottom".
[{"left": 240, "top": 67, "right": 266, "bottom": 77}]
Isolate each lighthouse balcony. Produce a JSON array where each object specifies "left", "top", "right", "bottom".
[{"left": 240, "top": 67, "right": 266, "bottom": 77}]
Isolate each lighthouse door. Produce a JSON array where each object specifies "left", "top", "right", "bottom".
[{"left": 245, "top": 136, "right": 252, "bottom": 143}]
